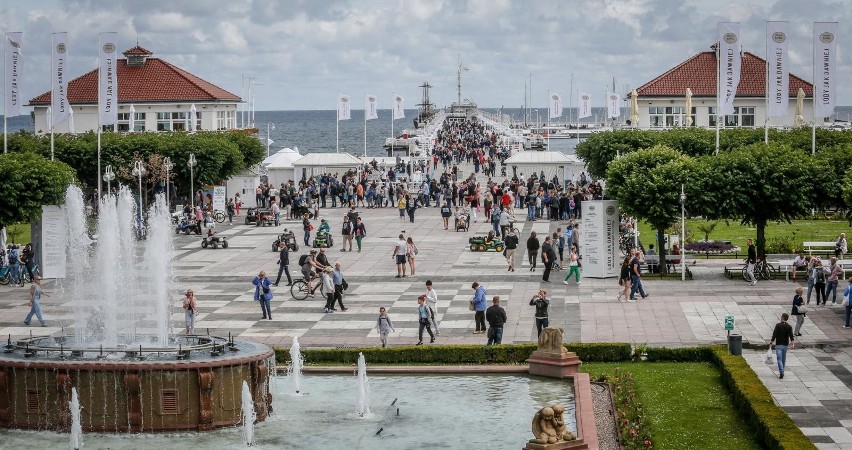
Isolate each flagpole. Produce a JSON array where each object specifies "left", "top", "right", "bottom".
[
  {"left": 97, "top": 128, "right": 102, "bottom": 198},
  {"left": 3, "top": 32, "right": 6, "bottom": 154},
  {"left": 390, "top": 91, "right": 394, "bottom": 157},
  {"left": 546, "top": 90, "right": 550, "bottom": 151},
  {"left": 363, "top": 91, "right": 367, "bottom": 158},
  {"left": 336, "top": 94, "right": 340, "bottom": 153},
  {"left": 715, "top": 34, "right": 720, "bottom": 156},
  {"left": 764, "top": 22, "right": 769, "bottom": 145}
]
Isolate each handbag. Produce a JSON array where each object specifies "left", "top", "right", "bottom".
[
  {"left": 797, "top": 305, "right": 809, "bottom": 314},
  {"left": 341, "top": 279, "right": 349, "bottom": 290},
  {"left": 764, "top": 348, "right": 775, "bottom": 365},
  {"left": 468, "top": 301, "right": 475, "bottom": 311}
]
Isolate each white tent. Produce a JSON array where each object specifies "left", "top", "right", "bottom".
[
  {"left": 292, "top": 152, "right": 362, "bottom": 181},
  {"left": 504, "top": 151, "right": 586, "bottom": 184},
  {"left": 225, "top": 167, "right": 262, "bottom": 208},
  {"left": 264, "top": 147, "right": 302, "bottom": 187}
]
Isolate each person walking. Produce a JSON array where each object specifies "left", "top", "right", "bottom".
[
  {"left": 814, "top": 259, "right": 828, "bottom": 306},
  {"left": 791, "top": 287, "right": 806, "bottom": 336},
  {"left": 332, "top": 262, "right": 347, "bottom": 311},
  {"left": 302, "top": 214, "right": 312, "bottom": 246},
  {"left": 504, "top": 228, "right": 519, "bottom": 272},
  {"left": 470, "top": 282, "right": 488, "bottom": 334},
  {"left": 398, "top": 195, "right": 407, "bottom": 222},
  {"left": 375, "top": 307, "right": 395, "bottom": 348},
  {"left": 273, "top": 241, "right": 293, "bottom": 286},
  {"left": 354, "top": 217, "right": 367, "bottom": 252},
  {"left": 226, "top": 199, "right": 236, "bottom": 224},
  {"left": 425, "top": 280, "right": 440, "bottom": 335},
  {"left": 406, "top": 194, "right": 417, "bottom": 223},
  {"left": 340, "top": 215, "right": 354, "bottom": 252},
  {"left": 485, "top": 296, "right": 507, "bottom": 345},
  {"left": 252, "top": 271, "right": 273, "bottom": 320},
  {"left": 440, "top": 201, "right": 452, "bottom": 230},
  {"left": 769, "top": 313, "right": 795, "bottom": 379},
  {"left": 321, "top": 266, "right": 336, "bottom": 313},
  {"left": 556, "top": 228, "right": 566, "bottom": 265},
  {"left": 416, "top": 295, "right": 435, "bottom": 345},
  {"left": 527, "top": 231, "right": 540, "bottom": 272},
  {"left": 182, "top": 289, "right": 198, "bottom": 334},
  {"left": 628, "top": 249, "right": 648, "bottom": 301},
  {"left": 392, "top": 234, "right": 408, "bottom": 278},
  {"left": 746, "top": 238, "right": 758, "bottom": 286},
  {"left": 826, "top": 257, "right": 844, "bottom": 305},
  {"left": 843, "top": 277, "right": 852, "bottom": 328},
  {"left": 563, "top": 247, "right": 581, "bottom": 285},
  {"left": 541, "top": 236, "right": 557, "bottom": 282},
  {"left": 23, "top": 276, "right": 49, "bottom": 327},
  {"left": 617, "top": 255, "right": 632, "bottom": 302},
  {"left": 529, "top": 289, "right": 549, "bottom": 338},
  {"left": 406, "top": 237, "right": 419, "bottom": 276}
]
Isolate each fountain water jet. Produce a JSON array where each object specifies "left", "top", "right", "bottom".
[
  {"left": 288, "top": 337, "right": 304, "bottom": 394},
  {"left": 69, "top": 387, "right": 82, "bottom": 450},
  {"left": 241, "top": 381, "right": 256, "bottom": 447},
  {"left": 356, "top": 352, "right": 371, "bottom": 417}
]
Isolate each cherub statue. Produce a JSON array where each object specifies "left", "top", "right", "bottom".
[
  {"left": 552, "top": 403, "right": 576, "bottom": 441},
  {"left": 537, "top": 327, "right": 567, "bottom": 355},
  {"left": 530, "top": 406, "right": 559, "bottom": 444}
]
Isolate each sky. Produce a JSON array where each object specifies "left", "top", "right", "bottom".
[{"left": 1, "top": 0, "right": 849, "bottom": 110}]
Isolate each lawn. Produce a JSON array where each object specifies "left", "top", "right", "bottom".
[
  {"left": 3, "top": 223, "right": 31, "bottom": 245},
  {"left": 582, "top": 362, "right": 762, "bottom": 450},
  {"left": 637, "top": 218, "right": 850, "bottom": 252}
]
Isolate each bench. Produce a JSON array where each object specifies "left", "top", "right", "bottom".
[
  {"left": 776, "top": 259, "right": 849, "bottom": 281},
  {"left": 803, "top": 241, "right": 838, "bottom": 255},
  {"left": 644, "top": 254, "right": 694, "bottom": 279}
]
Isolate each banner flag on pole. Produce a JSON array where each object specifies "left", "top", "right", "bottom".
[
  {"left": 392, "top": 95, "right": 405, "bottom": 119},
  {"left": 607, "top": 93, "right": 621, "bottom": 119},
  {"left": 765, "top": 22, "right": 789, "bottom": 118},
  {"left": 51, "top": 32, "right": 70, "bottom": 127},
  {"left": 97, "top": 32, "right": 118, "bottom": 126},
  {"left": 365, "top": 94, "right": 378, "bottom": 120},
  {"left": 578, "top": 93, "right": 592, "bottom": 119},
  {"left": 548, "top": 93, "right": 562, "bottom": 119},
  {"left": 4, "top": 32, "right": 23, "bottom": 118},
  {"left": 717, "top": 22, "right": 741, "bottom": 117},
  {"left": 337, "top": 94, "right": 351, "bottom": 120},
  {"left": 813, "top": 22, "right": 838, "bottom": 119}
]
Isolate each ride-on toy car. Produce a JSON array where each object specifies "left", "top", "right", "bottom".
[
  {"left": 455, "top": 214, "right": 470, "bottom": 232},
  {"left": 201, "top": 232, "right": 228, "bottom": 249},
  {"left": 291, "top": 204, "right": 313, "bottom": 219},
  {"left": 244, "top": 208, "right": 259, "bottom": 225},
  {"left": 312, "top": 230, "right": 334, "bottom": 248},
  {"left": 468, "top": 236, "right": 505, "bottom": 252},
  {"left": 272, "top": 229, "right": 299, "bottom": 252},
  {"left": 175, "top": 217, "right": 201, "bottom": 235},
  {"left": 255, "top": 209, "right": 274, "bottom": 227}
]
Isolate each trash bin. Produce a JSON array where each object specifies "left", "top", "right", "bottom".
[{"left": 728, "top": 333, "right": 742, "bottom": 356}]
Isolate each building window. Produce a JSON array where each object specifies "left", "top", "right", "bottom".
[
  {"left": 118, "top": 113, "right": 146, "bottom": 132},
  {"left": 740, "top": 107, "right": 755, "bottom": 127},
  {"left": 216, "top": 111, "right": 235, "bottom": 130},
  {"left": 157, "top": 112, "right": 172, "bottom": 131},
  {"left": 709, "top": 106, "right": 755, "bottom": 128},
  {"left": 157, "top": 112, "right": 191, "bottom": 131},
  {"left": 649, "top": 106, "right": 664, "bottom": 127},
  {"left": 650, "top": 106, "right": 696, "bottom": 127}
]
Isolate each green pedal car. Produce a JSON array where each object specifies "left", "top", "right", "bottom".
[{"left": 468, "top": 237, "right": 505, "bottom": 252}]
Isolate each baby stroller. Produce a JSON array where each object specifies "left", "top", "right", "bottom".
[
  {"left": 454, "top": 213, "right": 470, "bottom": 232},
  {"left": 313, "top": 230, "right": 334, "bottom": 248}
]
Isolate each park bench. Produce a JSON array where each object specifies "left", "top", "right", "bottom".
[
  {"left": 776, "top": 258, "right": 849, "bottom": 281},
  {"left": 643, "top": 254, "right": 693, "bottom": 279},
  {"left": 803, "top": 241, "right": 838, "bottom": 256}
]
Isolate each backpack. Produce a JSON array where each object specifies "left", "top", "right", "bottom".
[
  {"left": 569, "top": 199, "right": 576, "bottom": 209},
  {"left": 8, "top": 248, "right": 18, "bottom": 264},
  {"left": 565, "top": 228, "right": 574, "bottom": 240},
  {"left": 816, "top": 268, "right": 826, "bottom": 283},
  {"left": 298, "top": 254, "right": 310, "bottom": 266}
]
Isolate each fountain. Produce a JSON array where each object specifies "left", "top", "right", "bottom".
[
  {"left": 241, "top": 381, "right": 255, "bottom": 447},
  {"left": 355, "top": 352, "right": 371, "bottom": 417},
  {"left": 69, "top": 387, "right": 82, "bottom": 450},
  {"left": 0, "top": 186, "right": 273, "bottom": 432},
  {"left": 288, "top": 337, "right": 304, "bottom": 394}
]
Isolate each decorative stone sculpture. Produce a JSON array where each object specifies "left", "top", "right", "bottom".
[
  {"left": 538, "top": 328, "right": 570, "bottom": 356},
  {"left": 527, "top": 327, "right": 582, "bottom": 378},
  {"left": 529, "top": 403, "right": 576, "bottom": 446}
]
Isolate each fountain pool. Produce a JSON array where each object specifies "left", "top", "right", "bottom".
[{"left": 0, "top": 373, "right": 575, "bottom": 449}]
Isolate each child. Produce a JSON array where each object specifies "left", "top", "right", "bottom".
[
  {"left": 563, "top": 246, "right": 581, "bottom": 284},
  {"left": 375, "top": 307, "right": 395, "bottom": 348}
]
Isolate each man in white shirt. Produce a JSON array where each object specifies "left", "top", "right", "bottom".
[
  {"left": 792, "top": 252, "right": 808, "bottom": 282},
  {"left": 391, "top": 234, "right": 408, "bottom": 278},
  {"left": 425, "top": 280, "right": 440, "bottom": 335}
]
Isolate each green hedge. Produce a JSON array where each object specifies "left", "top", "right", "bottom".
[
  {"left": 709, "top": 346, "right": 816, "bottom": 450},
  {"left": 643, "top": 346, "right": 713, "bottom": 362},
  {"left": 274, "top": 342, "right": 632, "bottom": 365}
]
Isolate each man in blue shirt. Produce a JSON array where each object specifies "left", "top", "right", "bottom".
[{"left": 470, "top": 282, "right": 488, "bottom": 334}]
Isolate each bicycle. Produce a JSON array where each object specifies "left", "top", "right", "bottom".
[
  {"left": 21, "top": 264, "right": 40, "bottom": 284},
  {"left": 742, "top": 259, "right": 775, "bottom": 281},
  {"left": 213, "top": 210, "right": 226, "bottom": 224},
  {"left": 290, "top": 276, "right": 323, "bottom": 300}
]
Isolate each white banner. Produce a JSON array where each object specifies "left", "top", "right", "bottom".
[
  {"left": 4, "top": 32, "right": 22, "bottom": 118},
  {"left": 213, "top": 185, "right": 226, "bottom": 211},
  {"left": 51, "top": 32, "right": 70, "bottom": 127},
  {"left": 813, "top": 22, "right": 838, "bottom": 119},
  {"left": 606, "top": 93, "right": 620, "bottom": 119},
  {"left": 337, "top": 94, "right": 351, "bottom": 120},
  {"left": 98, "top": 32, "right": 118, "bottom": 126},
  {"left": 365, "top": 94, "right": 378, "bottom": 120},
  {"left": 765, "top": 22, "right": 789, "bottom": 118},
  {"left": 41, "top": 205, "right": 66, "bottom": 279},
  {"left": 717, "top": 22, "right": 741, "bottom": 117},
  {"left": 578, "top": 92, "right": 592, "bottom": 119},
  {"left": 579, "top": 200, "right": 620, "bottom": 278},
  {"left": 392, "top": 95, "right": 405, "bottom": 119},
  {"left": 548, "top": 93, "right": 562, "bottom": 119}
]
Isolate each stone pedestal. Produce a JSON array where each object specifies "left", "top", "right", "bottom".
[
  {"left": 527, "top": 350, "right": 582, "bottom": 379},
  {"left": 523, "top": 440, "right": 589, "bottom": 450}
]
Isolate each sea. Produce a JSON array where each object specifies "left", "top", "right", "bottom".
[{"left": 3, "top": 106, "right": 852, "bottom": 159}]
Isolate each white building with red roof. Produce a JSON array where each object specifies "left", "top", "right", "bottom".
[
  {"left": 633, "top": 46, "right": 814, "bottom": 129},
  {"left": 28, "top": 45, "right": 240, "bottom": 134}
]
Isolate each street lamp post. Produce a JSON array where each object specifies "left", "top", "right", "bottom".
[
  {"left": 680, "top": 184, "right": 686, "bottom": 282},
  {"left": 132, "top": 160, "right": 147, "bottom": 238},
  {"left": 102, "top": 165, "right": 115, "bottom": 195},
  {"left": 188, "top": 153, "right": 197, "bottom": 209},
  {"left": 163, "top": 157, "right": 173, "bottom": 212},
  {"left": 266, "top": 122, "right": 275, "bottom": 157}
]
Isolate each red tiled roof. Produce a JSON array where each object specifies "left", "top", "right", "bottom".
[
  {"left": 636, "top": 51, "right": 813, "bottom": 97},
  {"left": 122, "top": 45, "right": 153, "bottom": 56},
  {"left": 29, "top": 57, "right": 240, "bottom": 105}
]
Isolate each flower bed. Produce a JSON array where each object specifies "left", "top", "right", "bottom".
[
  {"left": 597, "top": 368, "right": 653, "bottom": 448},
  {"left": 684, "top": 240, "right": 740, "bottom": 254}
]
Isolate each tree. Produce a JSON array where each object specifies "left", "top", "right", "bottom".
[
  {"left": 694, "top": 143, "right": 821, "bottom": 258},
  {"left": 0, "top": 152, "right": 76, "bottom": 230},
  {"left": 606, "top": 145, "right": 693, "bottom": 272}
]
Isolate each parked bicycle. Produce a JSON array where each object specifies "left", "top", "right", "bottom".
[{"left": 742, "top": 259, "right": 775, "bottom": 281}]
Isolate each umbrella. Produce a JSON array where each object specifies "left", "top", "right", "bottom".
[
  {"left": 46, "top": 106, "right": 52, "bottom": 132},
  {"left": 68, "top": 107, "right": 75, "bottom": 133},
  {"left": 188, "top": 103, "right": 197, "bottom": 133},
  {"left": 129, "top": 104, "right": 136, "bottom": 131},
  {"left": 795, "top": 88, "right": 805, "bottom": 126},
  {"left": 629, "top": 89, "right": 639, "bottom": 127},
  {"left": 684, "top": 88, "right": 693, "bottom": 126}
]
